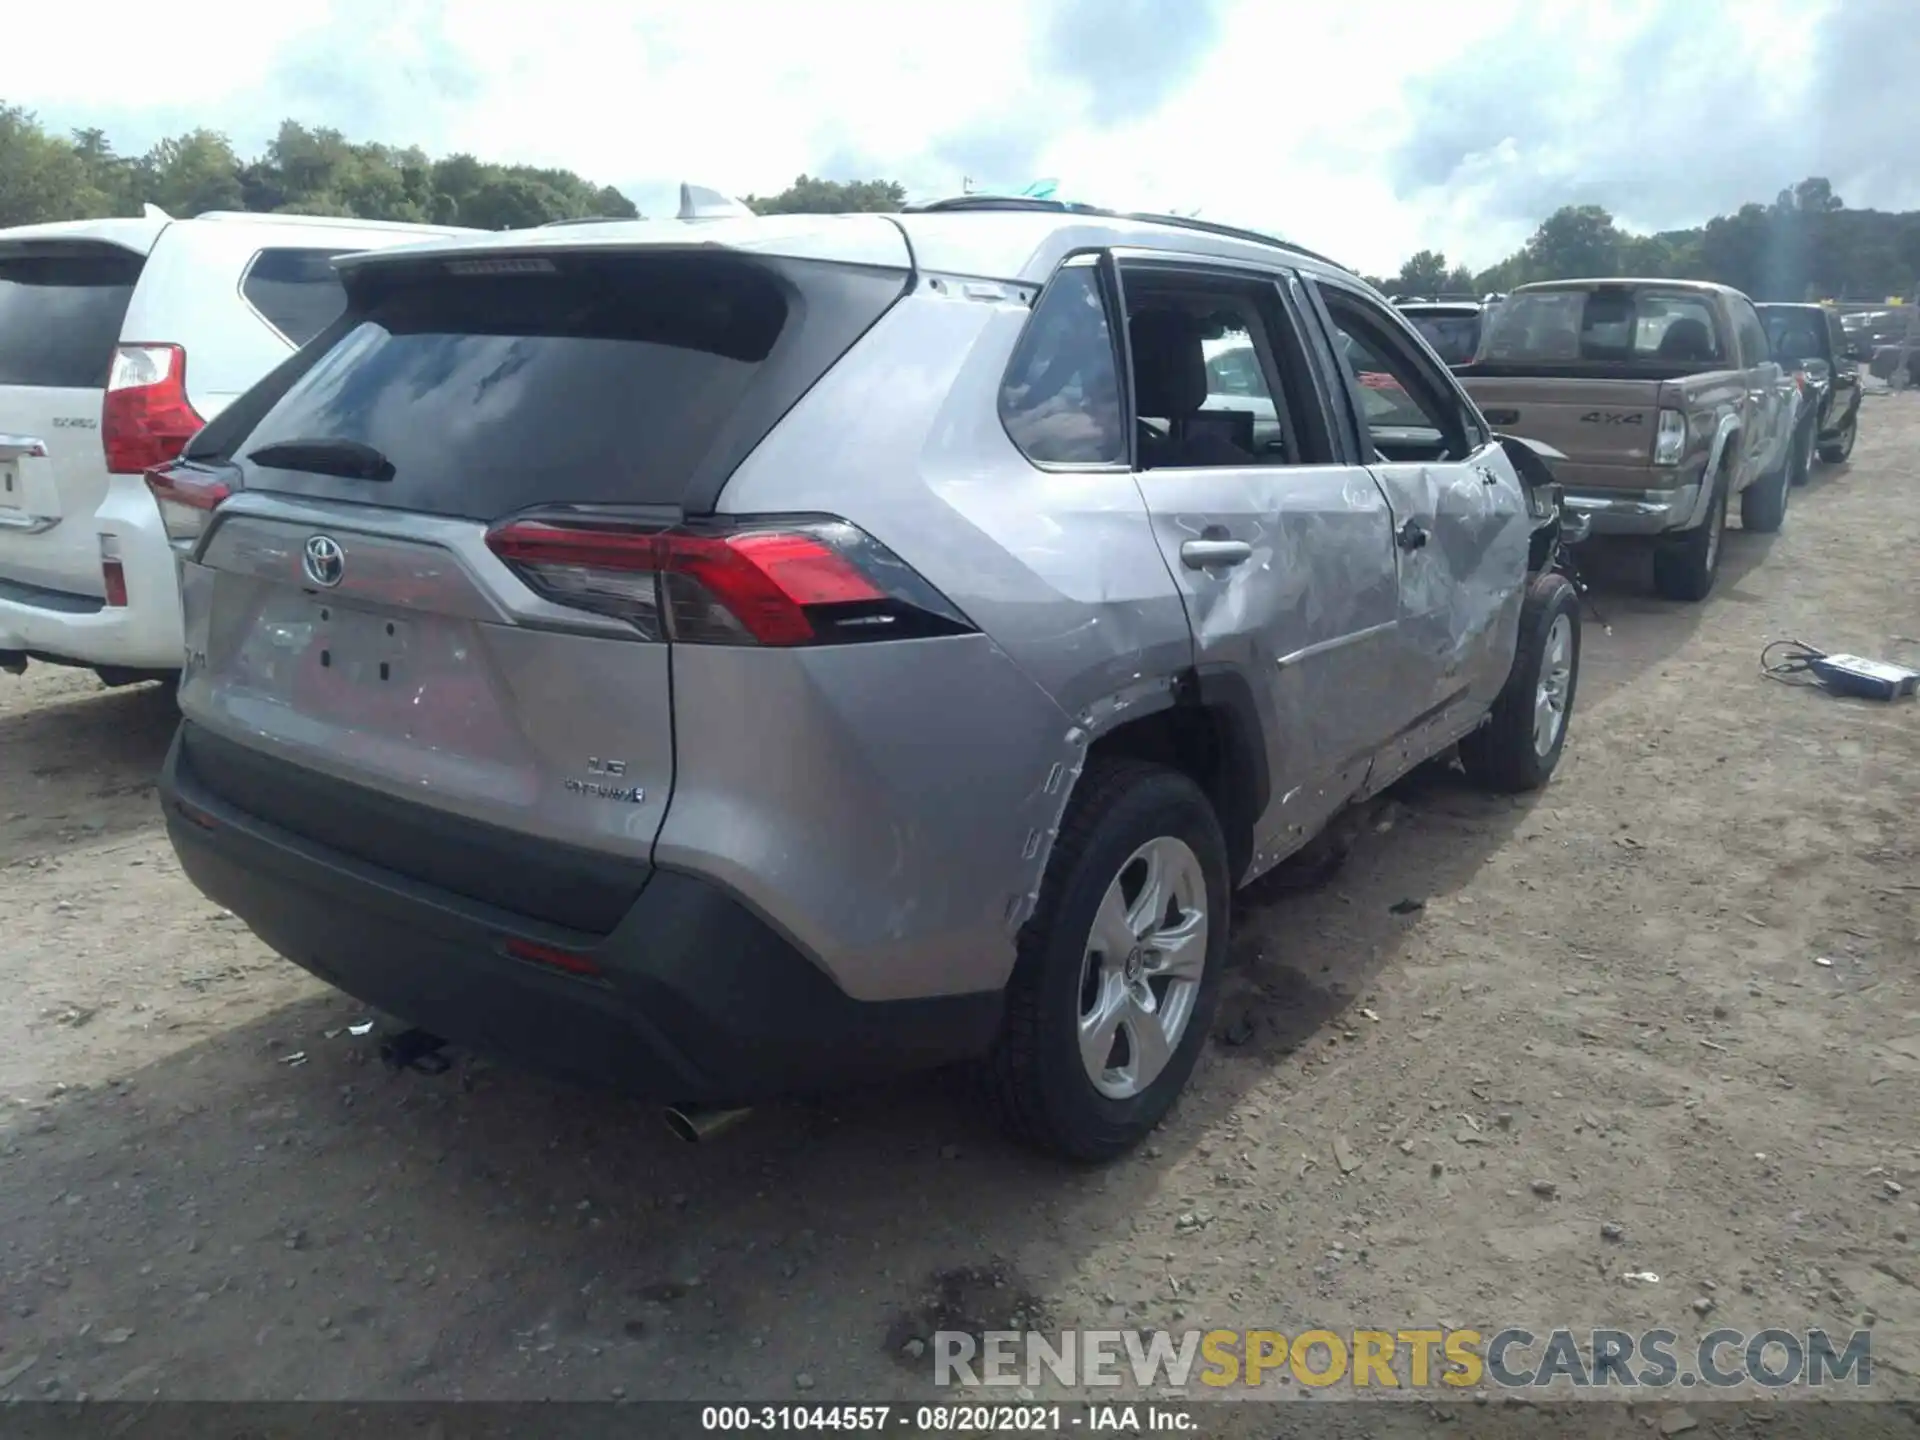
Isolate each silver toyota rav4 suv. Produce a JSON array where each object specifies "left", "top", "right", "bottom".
[{"left": 152, "top": 198, "right": 1582, "bottom": 1160}]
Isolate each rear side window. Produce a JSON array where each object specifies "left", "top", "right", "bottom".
[
  {"left": 242, "top": 248, "right": 352, "bottom": 346},
  {"left": 999, "top": 262, "right": 1126, "bottom": 466},
  {"left": 234, "top": 252, "right": 904, "bottom": 518},
  {"left": 0, "top": 246, "right": 144, "bottom": 388}
]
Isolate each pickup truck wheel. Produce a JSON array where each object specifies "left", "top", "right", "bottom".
[
  {"left": 1652, "top": 471, "right": 1727, "bottom": 602},
  {"left": 1459, "top": 572, "right": 1581, "bottom": 794},
  {"left": 1740, "top": 437, "right": 1794, "bottom": 533},
  {"left": 1817, "top": 411, "right": 1856, "bottom": 464},
  {"left": 982, "top": 757, "right": 1230, "bottom": 1162}
]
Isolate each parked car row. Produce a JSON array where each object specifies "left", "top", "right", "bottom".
[
  {"left": 22, "top": 192, "right": 1845, "bottom": 1161},
  {"left": 1381, "top": 279, "right": 1867, "bottom": 603}
]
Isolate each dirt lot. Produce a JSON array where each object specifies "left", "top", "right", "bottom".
[{"left": 3, "top": 399, "right": 1918, "bottom": 1418}]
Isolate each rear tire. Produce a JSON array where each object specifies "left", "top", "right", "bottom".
[
  {"left": 982, "top": 758, "right": 1230, "bottom": 1162},
  {"left": 1459, "top": 572, "right": 1580, "bottom": 794},
  {"left": 1817, "top": 411, "right": 1856, "bottom": 464},
  {"left": 1652, "top": 468, "right": 1727, "bottom": 602},
  {"left": 1740, "top": 437, "right": 1793, "bottom": 533}
]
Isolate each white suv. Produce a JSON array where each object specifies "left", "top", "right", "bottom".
[{"left": 0, "top": 209, "right": 472, "bottom": 686}]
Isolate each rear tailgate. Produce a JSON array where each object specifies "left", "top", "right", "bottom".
[
  {"left": 174, "top": 228, "right": 912, "bottom": 919},
  {"left": 0, "top": 239, "right": 147, "bottom": 594},
  {"left": 1456, "top": 373, "right": 1666, "bottom": 486}
]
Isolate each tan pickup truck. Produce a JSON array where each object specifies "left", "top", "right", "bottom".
[{"left": 1456, "top": 279, "right": 1800, "bottom": 601}]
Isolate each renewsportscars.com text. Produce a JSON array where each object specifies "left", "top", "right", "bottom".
[{"left": 933, "top": 1327, "right": 1873, "bottom": 1390}]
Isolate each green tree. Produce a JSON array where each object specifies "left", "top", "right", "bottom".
[
  {"left": 1392, "top": 249, "right": 1451, "bottom": 296},
  {"left": 0, "top": 105, "right": 111, "bottom": 225},
  {"left": 459, "top": 176, "right": 568, "bottom": 230},
  {"left": 143, "top": 129, "right": 244, "bottom": 215},
  {"left": 744, "top": 175, "right": 905, "bottom": 215},
  {"left": 1522, "top": 205, "right": 1623, "bottom": 280}
]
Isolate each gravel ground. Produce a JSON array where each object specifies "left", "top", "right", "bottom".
[{"left": 2, "top": 397, "right": 1918, "bottom": 1421}]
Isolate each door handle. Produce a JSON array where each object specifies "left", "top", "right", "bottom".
[
  {"left": 1397, "top": 519, "right": 1429, "bottom": 551},
  {"left": 1180, "top": 538, "right": 1253, "bottom": 569},
  {"left": 1475, "top": 464, "right": 1499, "bottom": 486}
]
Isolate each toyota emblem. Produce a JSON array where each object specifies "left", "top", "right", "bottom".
[{"left": 302, "top": 535, "right": 345, "bottom": 588}]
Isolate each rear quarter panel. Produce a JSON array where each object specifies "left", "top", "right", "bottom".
[{"left": 701, "top": 280, "right": 1195, "bottom": 1001}]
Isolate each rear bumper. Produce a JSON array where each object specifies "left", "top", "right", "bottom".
[
  {"left": 158, "top": 729, "right": 1003, "bottom": 1105},
  {"left": 0, "top": 476, "right": 184, "bottom": 671},
  {"left": 1562, "top": 484, "right": 1700, "bottom": 537}
]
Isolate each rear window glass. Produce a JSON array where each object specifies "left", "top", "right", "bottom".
[
  {"left": 1762, "top": 308, "right": 1826, "bottom": 363},
  {"left": 242, "top": 248, "right": 352, "bottom": 346},
  {"left": 1477, "top": 289, "right": 1723, "bottom": 365},
  {"left": 999, "top": 264, "right": 1125, "bottom": 466},
  {"left": 1406, "top": 312, "right": 1481, "bottom": 365},
  {"left": 236, "top": 253, "right": 804, "bottom": 517},
  {"left": 0, "top": 247, "right": 143, "bottom": 388}
]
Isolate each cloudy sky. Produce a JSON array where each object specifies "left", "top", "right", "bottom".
[{"left": 10, "top": 0, "right": 1919, "bottom": 275}]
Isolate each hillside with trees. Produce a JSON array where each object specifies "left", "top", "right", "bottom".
[
  {"left": 1373, "top": 178, "right": 1920, "bottom": 304},
  {"left": 4, "top": 104, "right": 1915, "bottom": 302},
  {"left": 0, "top": 105, "right": 638, "bottom": 229}
]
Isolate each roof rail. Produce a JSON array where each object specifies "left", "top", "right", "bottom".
[
  {"left": 901, "top": 194, "right": 1351, "bottom": 274},
  {"left": 188, "top": 210, "right": 471, "bottom": 233}
]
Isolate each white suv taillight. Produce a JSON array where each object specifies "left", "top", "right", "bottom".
[
  {"left": 144, "top": 461, "right": 233, "bottom": 548},
  {"left": 103, "top": 344, "right": 205, "bottom": 475},
  {"left": 1653, "top": 408, "right": 1688, "bottom": 467}
]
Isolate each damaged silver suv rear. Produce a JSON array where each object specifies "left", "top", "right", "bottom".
[{"left": 153, "top": 198, "right": 1583, "bottom": 1160}]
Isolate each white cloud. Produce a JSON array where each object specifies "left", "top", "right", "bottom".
[{"left": 5, "top": 0, "right": 1907, "bottom": 276}]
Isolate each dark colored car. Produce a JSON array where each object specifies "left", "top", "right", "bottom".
[
  {"left": 1394, "top": 299, "right": 1491, "bottom": 366},
  {"left": 1758, "top": 303, "right": 1863, "bottom": 465}
]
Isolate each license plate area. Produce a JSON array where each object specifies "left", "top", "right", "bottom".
[
  {"left": 0, "top": 461, "right": 19, "bottom": 510},
  {"left": 312, "top": 599, "right": 410, "bottom": 687}
]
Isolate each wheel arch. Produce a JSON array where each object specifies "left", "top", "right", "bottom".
[{"left": 1078, "top": 666, "right": 1268, "bottom": 882}]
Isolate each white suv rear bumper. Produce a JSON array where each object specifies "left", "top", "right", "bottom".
[{"left": 0, "top": 475, "right": 185, "bottom": 671}]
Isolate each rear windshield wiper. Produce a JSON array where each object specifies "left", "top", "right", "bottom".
[{"left": 245, "top": 437, "right": 396, "bottom": 483}]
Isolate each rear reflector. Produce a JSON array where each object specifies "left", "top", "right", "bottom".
[
  {"left": 104, "top": 344, "right": 204, "bottom": 475},
  {"left": 485, "top": 515, "right": 971, "bottom": 647},
  {"left": 501, "top": 937, "right": 603, "bottom": 978},
  {"left": 144, "top": 461, "right": 234, "bottom": 547},
  {"left": 99, "top": 533, "right": 128, "bottom": 607}
]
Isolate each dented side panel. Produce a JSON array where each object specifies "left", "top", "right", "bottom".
[
  {"left": 707, "top": 283, "right": 1186, "bottom": 998},
  {"left": 655, "top": 633, "right": 1077, "bottom": 1003},
  {"left": 1366, "top": 439, "right": 1532, "bottom": 725},
  {"left": 1133, "top": 462, "right": 1402, "bottom": 861}
]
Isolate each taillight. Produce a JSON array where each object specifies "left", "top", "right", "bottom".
[
  {"left": 1653, "top": 408, "right": 1688, "bottom": 467},
  {"left": 144, "top": 460, "right": 233, "bottom": 548},
  {"left": 103, "top": 345, "right": 204, "bottom": 475},
  {"left": 484, "top": 515, "right": 974, "bottom": 647}
]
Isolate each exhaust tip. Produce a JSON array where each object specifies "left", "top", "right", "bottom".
[{"left": 662, "top": 1105, "right": 752, "bottom": 1144}]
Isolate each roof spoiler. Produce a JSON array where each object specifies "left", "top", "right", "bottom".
[{"left": 677, "top": 183, "right": 755, "bottom": 221}]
